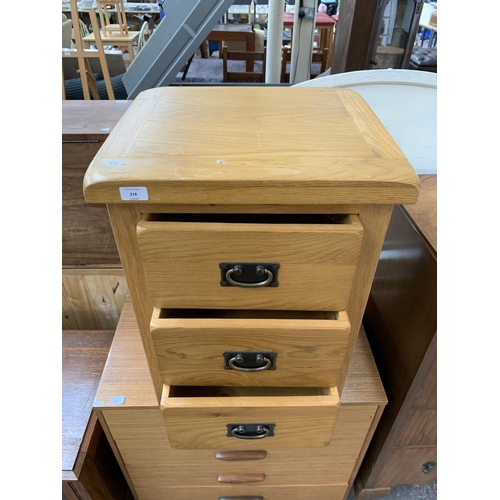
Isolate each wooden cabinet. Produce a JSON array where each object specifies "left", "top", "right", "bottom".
[
  {"left": 83, "top": 87, "right": 419, "bottom": 499},
  {"left": 332, "top": 0, "right": 425, "bottom": 73},
  {"left": 62, "top": 100, "right": 132, "bottom": 330},
  {"left": 355, "top": 175, "right": 437, "bottom": 498},
  {"left": 62, "top": 330, "right": 133, "bottom": 500}
]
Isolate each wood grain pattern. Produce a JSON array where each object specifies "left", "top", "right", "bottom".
[
  {"left": 95, "top": 300, "right": 385, "bottom": 497},
  {"left": 161, "top": 385, "right": 340, "bottom": 449},
  {"left": 62, "top": 269, "right": 128, "bottom": 330},
  {"left": 130, "top": 484, "right": 348, "bottom": 500},
  {"left": 137, "top": 217, "right": 363, "bottom": 311},
  {"left": 107, "top": 205, "right": 162, "bottom": 401},
  {"left": 62, "top": 330, "right": 132, "bottom": 500},
  {"left": 63, "top": 142, "right": 121, "bottom": 266},
  {"left": 83, "top": 87, "right": 419, "bottom": 206},
  {"left": 355, "top": 174, "right": 436, "bottom": 496},
  {"left": 62, "top": 100, "right": 132, "bottom": 141},
  {"left": 403, "top": 174, "right": 436, "bottom": 253},
  {"left": 62, "top": 330, "right": 114, "bottom": 471},
  {"left": 100, "top": 404, "right": 379, "bottom": 468},
  {"left": 151, "top": 309, "right": 350, "bottom": 387},
  {"left": 373, "top": 447, "right": 437, "bottom": 487},
  {"left": 339, "top": 204, "right": 394, "bottom": 394},
  {"left": 217, "top": 473, "right": 266, "bottom": 483},
  {"left": 216, "top": 450, "right": 267, "bottom": 461}
]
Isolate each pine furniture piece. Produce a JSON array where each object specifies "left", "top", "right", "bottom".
[
  {"left": 83, "top": 86, "right": 419, "bottom": 499},
  {"left": 62, "top": 329, "right": 133, "bottom": 500},
  {"left": 94, "top": 298, "right": 388, "bottom": 500},
  {"left": 354, "top": 174, "right": 437, "bottom": 498}
]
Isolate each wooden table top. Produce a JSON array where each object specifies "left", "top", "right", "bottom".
[
  {"left": 62, "top": 330, "right": 114, "bottom": 474},
  {"left": 403, "top": 174, "right": 437, "bottom": 254},
  {"left": 83, "top": 87, "right": 419, "bottom": 206},
  {"left": 62, "top": 100, "right": 132, "bottom": 141}
]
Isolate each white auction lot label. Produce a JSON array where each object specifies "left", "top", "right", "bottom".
[{"left": 119, "top": 187, "right": 149, "bottom": 201}]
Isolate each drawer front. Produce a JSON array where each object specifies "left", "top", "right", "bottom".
[
  {"left": 125, "top": 459, "right": 356, "bottom": 487},
  {"left": 161, "top": 385, "right": 340, "bottom": 449},
  {"left": 137, "top": 214, "right": 363, "bottom": 311},
  {"left": 133, "top": 483, "right": 348, "bottom": 500},
  {"left": 151, "top": 309, "right": 350, "bottom": 387}
]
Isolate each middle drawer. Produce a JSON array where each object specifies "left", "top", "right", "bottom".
[{"left": 151, "top": 308, "right": 351, "bottom": 387}]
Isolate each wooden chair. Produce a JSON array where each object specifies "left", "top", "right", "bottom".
[
  {"left": 83, "top": 0, "right": 140, "bottom": 62},
  {"left": 280, "top": 47, "right": 329, "bottom": 83},
  {"left": 222, "top": 46, "right": 266, "bottom": 83},
  {"left": 96, "top": 0, "right": 128, "bottom": 36}
]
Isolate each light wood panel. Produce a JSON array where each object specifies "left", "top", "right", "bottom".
[
  {"left": 107, "top": 204, "right": 162, "bottom": 401},
  {"left": 161, "top": 385, "right": 340, "bottom": 449},
  {"left": 132, "top": 483, "right": 348, "bottom": 500},
  {"left": 339, "top": 204, "right": 394, "bottom": 394},
  {"left": 151, "top": 309, "right": 350, "bottom": 387},
  {"left": 62, "top": 268, "right": 128, "bottom": 330},
  {"left": 95, "top": 300, "right": 386, "bottom": 499},
  {"left": 83, "top": 87, "right": 419, "bottom": 206},
  {"left": 137, "top": 216, "right": 363, "bottom": 311}
]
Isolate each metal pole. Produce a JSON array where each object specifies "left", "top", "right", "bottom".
[{"left": 265, "top": 0, "right": 285, "bottom": 83}]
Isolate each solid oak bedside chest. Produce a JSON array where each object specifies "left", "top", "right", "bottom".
[{"left": 83, "top": 87, "right": 418, "bottom": 494}]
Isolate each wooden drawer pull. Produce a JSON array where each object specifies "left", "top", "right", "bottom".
[
  {"left": 219, "top": 497, "right": 264, "bottom": 500},
  {"left": 215, "top": 450, "right": 267, "bottom": 461},
  {"left": 219, "top": 497, "right": 263, "bottom": 500},
  {"left": 218, "top": 473, "right": 265, "bottom": 484}
]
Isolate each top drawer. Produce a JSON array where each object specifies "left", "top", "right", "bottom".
[{"left": 137, "top": 213, "right": 363, "bottom": 311}]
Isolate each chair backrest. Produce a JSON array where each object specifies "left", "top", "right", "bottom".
[
  {"left": 96, "top": 0, "right": 128, "bottom": 37},
  {"left": 280, "top": 47, "right": 329, "bottom": 83},
  {"left": 222, "top": 46, "right": 266, "bottom": 83}
]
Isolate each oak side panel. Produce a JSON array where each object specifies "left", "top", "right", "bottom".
[
  {"left": 339, "top": 204, "right": 393, "bottom": 394},
  {"left": 106, "top": 204, "right": 162, "bottom": 401}
]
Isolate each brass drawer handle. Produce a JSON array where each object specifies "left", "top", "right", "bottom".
[
  {"left": 229, "top": 354, "right": 272, "bottom": 372},
  {"left": 228, "top": 424, "right": 274, "bottom": 440},
  {"left": 226, "top": 266, "right": 273, "bottom": 288}
]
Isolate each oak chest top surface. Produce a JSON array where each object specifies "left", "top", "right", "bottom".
[{"left": 83, "top": 87, "right": 419, "bottom": 206}]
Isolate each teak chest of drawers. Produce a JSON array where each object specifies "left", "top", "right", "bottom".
[{"left": 83, "top": 87, "right": 419, "bottom": 498}]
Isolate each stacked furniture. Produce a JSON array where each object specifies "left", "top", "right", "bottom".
[{"left": 82, "top": 86, "right": 419, "bottom": 499}]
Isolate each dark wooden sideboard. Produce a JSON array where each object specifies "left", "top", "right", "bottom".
[{"left": 355, "top": 175, "right": 437, "bottom": 498}]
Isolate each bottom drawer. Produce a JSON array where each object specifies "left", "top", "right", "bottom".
[
  {"left": 135, "top": 483, "right": 349, "bottom": 500},
  {"left": 161, "top": 385, "right": 340, "bottom": 449}
]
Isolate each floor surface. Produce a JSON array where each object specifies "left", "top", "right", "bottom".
[{"left": 347, "top": 482, "right": 437, "bottom": 500}]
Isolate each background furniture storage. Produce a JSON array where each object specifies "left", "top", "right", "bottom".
[
  {"left": 62, "top": 100, "right": 131, "bottom": 330},
  {"left": 354, "top": 174, "right": 437, "bottom": 498},
  {"left": 62, "top": 329, "right": 133, "bottom": 500},
  {"left": 83, "top": 86, "right": 419, "bottom": 498},
  {"left": 332, "top": 0, "right": 426, "bottom": 73}
]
